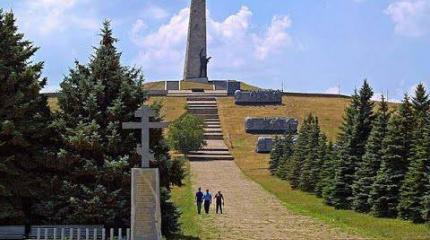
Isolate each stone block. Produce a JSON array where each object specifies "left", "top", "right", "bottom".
[
  {"left": 256, "top": 136, "right": 273, "bottom": 153},
  {"left": 131, "top": 168, "right": 161, "bottom": 240},
  {"left": 165, "top": 81, "right": 180, "bottom": 91},
  {"left": 235, "top": 90, "right": 282, "bottom": 105},
  {"left": 245, "top": 117, "right": 298, "bottom": 134},
  {"left": 227, "top": 81, "right": 241, "bottom": 96}
]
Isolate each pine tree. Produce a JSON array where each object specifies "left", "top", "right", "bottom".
[
  {"left": 269, "top": 136, "right": 284, "bottom": 175},
  {"left": 398, "top": 116, "right": 430, "bottom": 222},
  {"left": 0, "top": 10, "right": 57, "bottom": 235},
  {"left": 319, "top": 143, "right": 337, "bottom": 200},
  {"left": 288, "top": 117, "right": 311, "bottom": 189},
  {"left": 352, "top": 96, "right": 390, "bottom": 213},
  {"left": 370, "top": 97, "right": 413, "bottom": 218},
  {"left": 411, "top": 83, "right": 429, "bottom": 123},
  {"left": 53, "top": 21, "right": 145, "bottom": 226},
  {"left": 299, "top": 115, "right": 321, "bottom": 192},
  {"left": 275, "top": 134, "right": 295, "bottom": 180},
  {"left": 329, "top": 80, "right": 374, "bottom": 209},
  {"left": 314, "top": 134, "right": 329, "bottom": 196}
]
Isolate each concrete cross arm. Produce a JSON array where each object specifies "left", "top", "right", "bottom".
[
  {"left": 149, "top": 122, "right": 170, "bottom": 129},
  {"left": 122, "top": 122, "right": 141, "bottom": 130}
]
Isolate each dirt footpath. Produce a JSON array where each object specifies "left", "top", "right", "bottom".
[{"left": 190, "top": 161, "right": 362, "bottom": 240}]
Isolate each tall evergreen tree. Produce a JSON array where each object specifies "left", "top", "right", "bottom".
[
  {"left": 370, "top": 96, "right": 414, "bottom": 218},
  {"left": 275, "top": 134, "right": 295, "bottom": 180},
  {"left": 329, "top": 80, "right": 374, "bottom": 209},
  {"left": 0, "top": 10, "right": 57, "bottom": 235},
  {"left": 319, "top": 143, "right": 337, "bottom": 200},
  {"left": 352, "top": 96, "right": 390, "bottom": 213},
  {"left": 299, "top": 115, "right": 321, "bottom": 192},
  {"left": 314, "top": 134, "right": 329, "bottom": 196},
  {"left": 411, "top": 83, "right": 429, "bottom": 123},
  {"left": 53, "top": 21, "right": 145, "bottom": 226},
  {"left": 288, "top": 117, "right": 311, "bottom": 189},
  {"left": 398, "top": 115, "right": 430, "bottom": 223},
  {"left": 269, "top": 136, "right": 284, "bottom": 175}
]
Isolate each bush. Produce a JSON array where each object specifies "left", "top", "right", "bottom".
[{"left": 167, "top": 113, "right": 206, "bottom": 155}]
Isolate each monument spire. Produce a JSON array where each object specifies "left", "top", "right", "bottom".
[{"left": 183, "top": 0, "right": 209, "bottom": 82}]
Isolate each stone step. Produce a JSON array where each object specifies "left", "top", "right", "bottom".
[
  {"left": 187, "top": 106, "right": 217, "bottom": 109},
  {"left": 188, "top": 109, "right": 218, "bottom": 115},
  {"left": 197, "top": 115, "right": 219, "bottom": 120},
  {"left": 204, "top": 133, "right": 224, "bottom": 140},
  {"left": 188, "top": 150, "right": 231, "bottom": 155},
  {"left": 188, "top": 154, "right": 234, "bottom": 161},
  {"left": 205, "top": 124, "right": 221, "bottom": 129},
  {"left": 204, "top": 128, "right": 222, "bottom": 133},
  {"left": 187, "top": 97, "right": 216, "bottom": 101},
  {"left": 187, "top": 102, "right": 217, "bottom": 106}
]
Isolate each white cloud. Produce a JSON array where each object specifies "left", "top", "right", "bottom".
[
  {"left": 385, "top": 0, "right": 430, "bottom": 37},
  {"left": 325, "top": 86, "right": 341, "bottom": 94},
  {"left": 131, "top": 6, "right": 293, "bottom": 79},
  {"left": 254, "top": 15, "right": 292, "bottom": 60},
  {"left": 145, "top": 5, "right": 169, "bottom": 20},
  {"left": 16, "top": 0, "right": 99, "bottom": 36}
]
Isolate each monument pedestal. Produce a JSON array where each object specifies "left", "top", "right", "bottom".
[
  {"left": 183, "top": 77, "right": 209, "bottom": 83},
  {"left": 131, "top": 168, "right": 161, "bottom": 240}
]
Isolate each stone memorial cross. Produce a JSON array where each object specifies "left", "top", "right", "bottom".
[{"left": 122, "top": 106, "right": 169, "bottom": 168}]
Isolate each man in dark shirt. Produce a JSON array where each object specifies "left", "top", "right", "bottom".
[
  {"left": 195, "top": 187, "right": 204, "bottom": 214},
  {"left": 214, "top": 191, "right": 224, "bottom": 214}
]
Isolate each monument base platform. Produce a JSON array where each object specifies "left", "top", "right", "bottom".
[
  {"left": 183, "top": 77, "right": 209, "bottom": 83},
  {"left": 131, "top": 168, "right": 161, "bottom": 240}
]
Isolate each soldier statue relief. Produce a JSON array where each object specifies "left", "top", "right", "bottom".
[{"left": 199, "top": 48, "right": 211, "bottom": 78}]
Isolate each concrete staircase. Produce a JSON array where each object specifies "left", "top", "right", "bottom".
[{"left": 187, "top": 97, "right": 234, "bottom": 161}]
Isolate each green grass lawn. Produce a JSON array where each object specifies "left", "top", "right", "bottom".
[
  {"left": 171, "top": 161, "right": 220, "bottom": 240},
  {"left": 216, "top": 96, "right": 430, "bottom": 240}
]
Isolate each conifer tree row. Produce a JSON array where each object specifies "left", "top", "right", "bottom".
[{"left": 270, "top": 81, "right": 430, "bottom": 223}]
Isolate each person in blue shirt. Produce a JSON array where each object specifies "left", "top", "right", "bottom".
[
  {"left": 195, "top": 187, "right": 204, "bottom": 214},
  {"left": 203, "top": 189, "right": 212, "bottom": 214}
]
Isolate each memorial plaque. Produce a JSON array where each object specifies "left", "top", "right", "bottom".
[{"left": 131, "top": 168, "right": 161, "bottom": 240}]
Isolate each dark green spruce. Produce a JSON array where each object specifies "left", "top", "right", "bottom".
[
  {"left": 53, "top": 21, "right": 145, "bottom": 226},
  {"left": 0, "top": 10, "right": 57, "bottom": 235},
  {"left": 369, "top": 96, "right": 414, "bottom": 218},
  {"left": 352, "top": 96, "right": 390, "bottom": 213},
  {"left": 328, "top": 80, "right": 374, "bottom": 209}
]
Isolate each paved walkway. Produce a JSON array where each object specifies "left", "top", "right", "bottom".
[{"left": 190, "top": 160, "right": 361, "bottom": 240}]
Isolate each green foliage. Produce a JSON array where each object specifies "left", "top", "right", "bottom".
[
  {"left": 288, "top": 117, "right": 312, "bottom": 189},
  {"left": 352, "top": 96, "right": 390, "bottom": 213},
  {"left": 299, "top": 115, "right": 322, "bottom": 192},
  {"left": 411, "top": 83, "right": 429, "bottom": 122},
  {"left": 398, "top": 111, "right": 430, "bottom": 222},
  {"left": 269, "top": 137, "right": 284, "bottom": 175},
  {"left": 0, "top": 10, "right": 57, "bottom": 230},
  {"left": 167, "top": 113, "right": 205, "bottom": 155},
  {"left": 274, "top": 134, "right": 295, "bottom": 180},
  {"left": 328, "top": 80, "right": 375, "bottom": 209},
  {"left": 53, "top": 21, "right": 145, "bottom": 226}
]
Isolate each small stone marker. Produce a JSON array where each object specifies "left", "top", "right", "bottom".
[
  {"left": 245, "top": 117, "right": 298, "bottom": 134},
  {"left": 235, "top": 90, "right": 283, "bottom": 105},
  {"left": 256, "top": 136, "right": 273, "bottom": 153},
  {"left": 122, "top": 106, "right": 168, "bottom": 240}
]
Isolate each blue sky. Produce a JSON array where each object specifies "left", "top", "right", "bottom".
[{"left": 1, "top": 0, "right": 430, "bottom": 100}]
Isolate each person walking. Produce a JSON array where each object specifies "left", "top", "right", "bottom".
[
  {"left": 195, "top": 187, "right": 204, "bottom": 214},
  {"left": 203, "top": 189, "right": 212, "bottom": 214},
  {"left": 214, "top": 191, "right": 225, "bottom": 214}
]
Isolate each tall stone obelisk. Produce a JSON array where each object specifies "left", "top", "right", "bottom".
[{"left": 183, "top": 0, "right": 209, "bottom": 83}]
